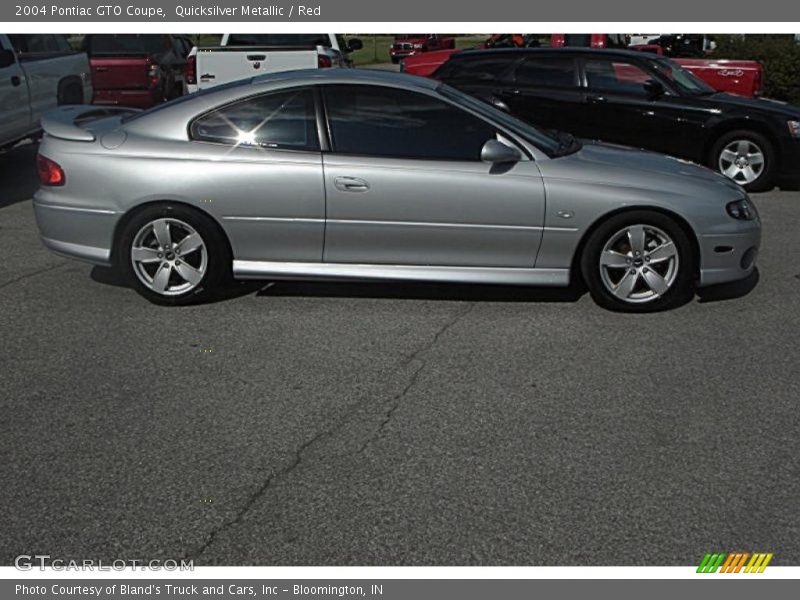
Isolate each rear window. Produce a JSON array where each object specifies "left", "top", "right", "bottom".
[
  {"left": 86, "top": 35, "right": 167, "bottom": 56},
  {"left": 435, "top": 56, "right": 514, "bottom": 84},
  {"left": 225, "top": 34, "right": 331, "bottom": 47}
]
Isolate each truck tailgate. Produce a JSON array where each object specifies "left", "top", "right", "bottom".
[
  {"left": 196, "top": 47, "right": 318, "bottom": 89},
  {"left": 90, "top": 56, "right": 150, "bottom": 91}
]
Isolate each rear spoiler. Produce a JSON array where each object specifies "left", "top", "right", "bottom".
[{"left": 40, "top": 105, "right": 141, "bottom": 142}]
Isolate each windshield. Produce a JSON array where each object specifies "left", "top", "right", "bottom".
[
  {"left": 651, "top": 58, "right": 715, "bottom": 95},
  {"left": 438, "top": 83, "right": 567, "bottom": 156},
  {"left": 86, "top": 34, "right": 166, "bottom": 56},
  {"left": 226, "top": 34, "right": 332, "bottom": 47}
]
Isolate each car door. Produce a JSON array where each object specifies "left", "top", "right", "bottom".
[
  {"left": 0, "top": 35, "right": 31, "bottom": 143},
  {"left": 187, "top": 87, "right": 325, "bottom": 262},
  {"left": 498, "top": 54, "right": 585, "bottom": 136},
  {"left": 320, "top": 84, "right": 546, "bottom": 268},
  {"left": 579, "top": 56, "right": 689, "bottom": 155}
]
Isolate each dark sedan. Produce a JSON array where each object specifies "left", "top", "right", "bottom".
[{"left": 434, "top": 48, "right": 800, "bottom": 192}]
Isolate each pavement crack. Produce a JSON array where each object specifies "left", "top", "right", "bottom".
[
  {"left": 186, "top": 302, "right": 475, "bottom": 561},
  {"left": 0, "top": 261, "right": 68, "bottom": 291},
  {"left": 357, "top": 302, "right": 476, "bottom": 453},
  {"left": 184, "top": 426, "right": 331, "bottom": 562}
]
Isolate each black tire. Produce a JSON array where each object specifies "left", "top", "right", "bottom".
[
  {"left": 390, "top": 57, "right": 399, "bottom": 64},
  {"left": 580, "top": 210, "right": 696, "bottom": 312},
  {"left": 709, "top": 129, "right": 776, "bottom": 193},
  {"left": 116, "top": 204, "right": 231, "bottom": 306}
]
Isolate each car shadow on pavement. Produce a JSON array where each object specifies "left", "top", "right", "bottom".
[
  {"left": 696, "top": 268, "right": 760, "bottom": 303},
  {"left": 90, "top": 266, "right": 265, "bottom": 304},
  {"left": 0, "top": 141, "right": 39, "bottom": 210},
  {"left": 255, "top": 280, "right": 586, "bottom": 303}
]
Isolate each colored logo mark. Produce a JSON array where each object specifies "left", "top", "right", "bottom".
[{"left": 697, "top": 552, "right": 774, "bottom": 573}]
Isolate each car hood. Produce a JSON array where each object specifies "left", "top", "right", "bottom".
[
  {"left": 704, "top": 92, "right": 800, "bottom": 118},
  {"left": 545, "top": 140, "right": 745, "bottom": 197}
]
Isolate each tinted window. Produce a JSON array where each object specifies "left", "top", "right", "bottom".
[
  {"left": 514, "top": 57, "right": 576, "bottom": 87},
  {"left": 585, "top": 59, "right": 653, "bottom": 95},
  {"left": 563, "top": 34, "right": 592, "bottom": 47},
  {"left": 435, "top": 56, "right": 513, "bottom": 84},
  {"left": 86, "top": 35, "right": 166, "bottom": 56},
  {"left": 9, "top": 35, "right": 61, "bottom": 54},
  {"left": 190, "top": 88, "right": 319, "bottom": 150},
  {"left": 323, "top": 85, "right": 497, "bottom": 161},
  {"left": 226, "top": 34, "right": 331, "bottom": 47}
]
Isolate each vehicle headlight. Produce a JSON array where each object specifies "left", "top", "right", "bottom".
[
  {"left": 788, "top": 120, "right": 800, "bottom": 138},
  {"left": 726, "top": 197, "right": 756, "bottom": 220}
]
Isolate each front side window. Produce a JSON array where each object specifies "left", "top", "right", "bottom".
[
  {"left": 435, "top": 56, "right": 513, "bottom": 85},
  {"left": 190, "top": 88, "right": 319, "bottom": 151},
  {"left": 585, "top": 59, "right": 653, "bottom": 95},
  {"left": 514, "top": 57, "right": 577, "bottom": 88},
  {"left": 322, "top": 85, "right": 498, "bottom": 161}
]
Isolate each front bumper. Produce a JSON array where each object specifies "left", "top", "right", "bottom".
[
  {"left": 33, "top": 194, "right": 118, "bottom": 267},
  {"left": 777, "top": 136, "right": 800, "bottom": 186},
  {"left": 697, "top": 219, "right": 761, "bottom": 287}
]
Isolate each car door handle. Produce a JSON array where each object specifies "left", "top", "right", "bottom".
[
  {"left": 334, "top": 176, "right": 370, "bottom": 192},
  {"left": 586, "top": 94, "right": 607, "bottom": 104}
]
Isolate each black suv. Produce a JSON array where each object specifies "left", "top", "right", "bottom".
[{"left": 434, "top": 48, "right": 800, "bottom": 191}]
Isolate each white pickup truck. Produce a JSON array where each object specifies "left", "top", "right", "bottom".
[
  {"left": 186, "top": 33, "right": 362, "bottom": 93},
  {"left": 0, "top": 34, "right": 93, "bottom": 150}
]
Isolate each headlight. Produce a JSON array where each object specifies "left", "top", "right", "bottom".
[
  {"left": 726, "top": 197, "right": 756, "bottom": 220},
  {"left": 788, "top": 120, "right": 800, "bottom": 138}
]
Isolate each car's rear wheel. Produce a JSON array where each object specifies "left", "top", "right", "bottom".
[
  {"left": 118, "top": 205, "right": 230, "bottom": 305},
  {"left": 581, "top": 211, "right": 695, "bottom": 312},
  {"left": 710, "top": 130, "right": 776, "bottom": 192}
]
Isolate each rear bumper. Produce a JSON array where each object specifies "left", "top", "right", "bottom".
[
  {"left": 33, "top": 196, "right": 118, "bottom": 267},
  {"left": 93, "top": 88, "right": 161, "bottom": 109},
  {"left": 697, "top": 220, "right": 761, "bottom": 287}
]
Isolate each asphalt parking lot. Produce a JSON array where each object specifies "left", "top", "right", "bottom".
[{"left": 1, "top": 140, "right": 799, "bottom": 566}]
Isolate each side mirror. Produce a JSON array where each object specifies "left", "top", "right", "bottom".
[
  {"left": 347, "top": 38, "right": 363, "bottom": 52},
  {"left": 481, "top": 139, "right": 522, "bottom": 164},
  {"left": 0, "top": 48, "right": 16, "bottom": 69},
  {"left": 644, "top": 79, "right": 665, "bottom": 99}
]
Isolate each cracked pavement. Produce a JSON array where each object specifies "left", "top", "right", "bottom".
[{"left": 1, "top": 142, "right": 799, "bottom": 565}]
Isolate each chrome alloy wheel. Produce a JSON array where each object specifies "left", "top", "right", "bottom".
[
  {"left": 718, "top": 139, "right": 765, "bottom": 184},
  {"left": 130, "top": 218, "right": 208, "bottom": 296},
  {"left": 599, "top": 224, "right": 679, "bottom": 304}
]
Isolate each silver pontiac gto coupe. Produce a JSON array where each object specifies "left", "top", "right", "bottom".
[{"left": 33, "top": 69, "right": 760, "bottom": 311}]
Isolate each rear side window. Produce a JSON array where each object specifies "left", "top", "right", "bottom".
[
  {"left": 190, "top": 88, "right": 319, "bottom": 151},
  {"left": 435, "top": 56, "right": 513, "bottom": 85},
  {"left": 322, "top": 84, "right": 497, "bottom": 161},
  {"left": 585, "top": 59, "right": 653, "bottom": 95},
  {"left": 514, "top": 57, "right": 577, "bottom": 87}
]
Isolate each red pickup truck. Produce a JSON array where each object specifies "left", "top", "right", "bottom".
[
  {"left": 389, "top": 34, "right": 455, "bottom": 64},
  {"left": 82, "top": 34, "right": 188, "bottom": 109}
]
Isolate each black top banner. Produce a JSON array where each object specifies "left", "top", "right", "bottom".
[{"left": 4, "top": 0, "right": 800, "bottom": 22}]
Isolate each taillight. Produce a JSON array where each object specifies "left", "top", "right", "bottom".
[
  {"left": 186, "top": 54, "right": 197, "bottom": 85},
  {"left": 318, "top": 54, "right": 332, "bottom": 68},
  {"left": 37, "top": 154, "right": 65, "bottom": 187},
  {"left": 145, "top": 57, "right": 161, "bottom": 88}
]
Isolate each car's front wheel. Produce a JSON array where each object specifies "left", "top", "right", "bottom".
[
  {"left": 581, "top": 211, "right": 695, "bottom": 312},
  {"left": 118, "top": 204, "right": 231, "bottom": 305}
]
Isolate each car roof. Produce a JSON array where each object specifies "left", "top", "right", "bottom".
[
  {"left": 450, "top": 47, "right": 656, "bottom": 61},
  {"left": 250, "top": 67, "right": 441, "bottom": 90}
]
